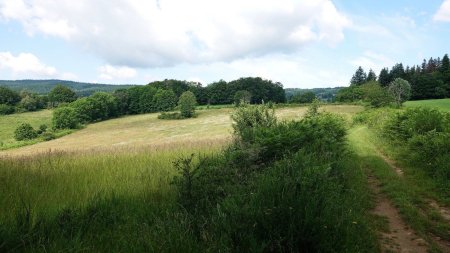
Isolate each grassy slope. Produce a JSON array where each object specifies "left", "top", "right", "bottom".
[
  {"left": 0, "top": 105, "right": 362, "bottom": 156},
  {"left": 349, "top": 125, "right": 449, "bottom": 252},
  {"left": 404, "top": 98, "right": 450, "bottom": 111},
  {"left": 0, "top": 105, "right": 366, "bottom": 252},
  {"left": 0, "top": 110, "right": 52, "bottom": 149}
]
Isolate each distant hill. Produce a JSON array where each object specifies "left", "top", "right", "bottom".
[
  {"left": 0, "top": 80, "right": 138, "bottom": 96},
  {"left": 285, "top": 87, "right": 344, "bottom": 102}
]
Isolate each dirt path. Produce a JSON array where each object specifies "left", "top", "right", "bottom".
[{"left": 368, "top": 174, "right": 428, "bottom": 253}]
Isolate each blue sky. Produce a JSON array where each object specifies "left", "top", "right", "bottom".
[{"left": 1, "top": 0, "right": 450, "bottom": 88}]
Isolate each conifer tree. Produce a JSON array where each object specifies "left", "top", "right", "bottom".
[{"left": 350, "top": 66, "right": 367, "bottom": 86}]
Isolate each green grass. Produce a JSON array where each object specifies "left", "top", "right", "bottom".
[
  {"left": 348, "top": 125, "right": 450, "bottom": 252},
  {"left": 404, "top": 98, "right": 450, "bottom": 111},
  {"left": 0, "top": 110, "right": 75, "bottom": 150},
  {"left": 0, "top": 105, "right": 371, "bottom": 252},
  {"left": 0, "top": 144, "right": 219, "bottom": 252},
  {"left": 0, "top": 105, "right": 363, "bottom": 156}
]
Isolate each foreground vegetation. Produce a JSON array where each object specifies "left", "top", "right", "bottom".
[{"left": 0, "top": 104, "right": 380, "bottom": 252}]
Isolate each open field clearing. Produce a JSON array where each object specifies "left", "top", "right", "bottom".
[
  {"left": 0, "top": 105, "right": 362, "bottom": 157},
  {"left": 0, "top": 110, "right": 53, "bottom": 149},
  {"left": 404, "top": 98, "right": 450, "bottom": 111}
]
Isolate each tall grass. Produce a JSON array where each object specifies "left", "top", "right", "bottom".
[{"left": 0, "top": 144, "right": 219, "bottom": 252}]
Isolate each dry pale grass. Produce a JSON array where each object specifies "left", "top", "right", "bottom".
[{"left": 0, "top": 105, "right": 363, "bottom": 157}]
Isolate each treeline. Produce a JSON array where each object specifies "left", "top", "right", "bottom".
[
  {"left": 0, "top": 79, "right": 135, "bottom": 96},
  {"left": 285, "top": 87, "right": 343, "bottom": 102},
  {"left": 0, "top": 87, "right": 50, "bottom": 115},
  {"left": 379, "top": 54, "right": 450, "bottom": 99},
  {"left": 346, "top": 53, "right": 450, "bottom": 101}
]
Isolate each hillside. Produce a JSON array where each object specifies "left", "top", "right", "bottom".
[
  {"left": 0, "top": 79, "right": 137, "bottom": 96},
  {"left": 285, "top": 87, "right": 344, "bottom": 102}
]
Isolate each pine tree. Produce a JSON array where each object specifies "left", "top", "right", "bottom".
[
  {"left": 378, "top": 68, "right": 391, "bottom": 87},
  {"left": 350, "top": 66, "right": 367, "bottom": 86},
  {"left": 390, "top": 63, "right": 405, "bottom": 79},
  {"left": 366, "top": 69, "right": 377, "bottom": 81},
  {"left": 441, "top": 54, "right": 450, "bottom": 72}
]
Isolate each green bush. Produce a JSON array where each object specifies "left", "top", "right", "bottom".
[
  {"left": 52, "top": 107, "right": 80, "bottom": 129},
  {"left": 157, "top": 112, "right": 185, "bottom": 120},
  {"left": 153, "top": 89, "right": 177, "bottom": 112},
  {"left": 14, "top": 123, "right": 38, "bottom": 141},
  {"left": 0, "top": 86, "right": 21, "bottom": 105},
  {"left": 172, "top": 105, "right": 377, "bottom": 252},
  {"left": 41, "top": 132, "right": 56, "bottom": 141},
  {"left": 178, "top": 91, "right": 197, "bottom": 118},
  {"left": 0, "top": 104, "right": 15, "bottom": 115}
]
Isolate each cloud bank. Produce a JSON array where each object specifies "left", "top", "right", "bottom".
[{"left": 0, "top": 0, "right": 349, "bottom": 67}]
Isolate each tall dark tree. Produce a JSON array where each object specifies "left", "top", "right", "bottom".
[
  {"left": 350, "top": 66, "right": 367, "bottom": 86},
  {"left": 440, "top": 54, "right": 450, "bottom": 73},
  {"left": 366, "top": 69, "right": 377, "bottom": 81},
  {"left": 48, "top": 84, "right": 77, "bottom": 106},
  {"left": 378, "top": 68, "right": 391, "bottom": 87},
  {"left": 390, "top": 63, "right": 405, "bottom": 79},
  {"left": 0, "top": 86, "right": 21, "bottom": 105}
]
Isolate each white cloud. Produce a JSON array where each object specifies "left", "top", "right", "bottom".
[
  {"left": 0, "top": 0, "right": 349, "bottom": 67},
  {"left": 434, "top": 0, "right": 450, "bottom": 22},
  {"left": 99, "top": 65, "right": 137, "bottom": 80},
  {"left": 0, "top": 51, "right": 57, "bottom": 77},
  {"left": 351, "top": 51, "right": 394, "bottom": 74}
]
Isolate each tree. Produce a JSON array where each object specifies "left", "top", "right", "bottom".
[
  {"left": 350, "top": 66, "right": 367, "bottom": 86},
  {"left": 153, "top": 89, "right": 177, "bottom": 111},
  {"left": 52, "top": 106, "right": 80, "bottom": 129},
  {"left": 388, "top": 78, "right": 411, "bottom": 108},
  {"left": 233, "top": 90, "right": 252, "bottom": 106},
  {"left": 0, "top": 86, "right": 21, "bottom": 105},
  {"left": 378, "top": 68, "right": 391, "bottom": 87},
  {"left": 290, "top": 91, "right": 316, "bottom": 104},
  {"left": 48, "top": 84, "right": 77, "bottom": 106},
  {"left": 366, "top": 69, "right": 377, "bottom": 82},
  {"left": 19, "top": 95, "right": 39, "bottom": 111},
  {"left": 390, "top": 63, "right": 405, "bottom": 79},
  {"left": 14, "top": 123, "right": 38, "bottom": 141},
  {"left": 178, "top": 91, "right": 197, "bottom": 118},
  {"left": 440, "top": 54, "right": 450, "bottom": 73},
  {"left": 360, "top": 81, "right": 392, "bottom": 107}
]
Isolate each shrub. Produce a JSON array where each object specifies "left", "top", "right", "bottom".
[
  {"left": 0, "top": 104, "right": 15, "bottom": 115},
  {"left": 41, "top": 132, "right": 56, "bottom": 141},
  {"left": 178, "top": 91, "right": 197, "bottom": 118},
  {"left": 0, "top": 86, "right": 21, "bottom": 105},
  {"left": 153, "top": 89, "right": 177, "bottom": 112},
  {"left": 52, "top": 107, "right": 80, "bottom": 129},
  {"left": 231, "top": 104, "right": 277, "bottom": 142},
  {"left": 158, "top": 112, "right": 187, "bottom": 120},
  {"left": 36, "top": 124, "right": 48, "bottom": 134},
  {"left": 14, "top": 123, "right": 38, "bottom": 141},
  {"left": 388, "top": 78, "right": 411, "bottom": 107}
]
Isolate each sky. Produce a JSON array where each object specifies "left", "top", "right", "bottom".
[{"left": 0, "top": 0, "right": 450, "bottom": 88}]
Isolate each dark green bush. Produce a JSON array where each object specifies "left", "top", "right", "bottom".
[
  {"left": 171, "top": 105, "right": 377, "bottom": 252},
  {"left": 52, "top": 107, "right": 80, "bottom": 129},
  {"left": 41, "top": 132, "right": 56, "bottom": 141},
  {"left": 14, "top": 123, "right": 38, "bottom": 141},
  {"left": 158, "top": 112, "right": 186, "bottom": 120},
  {"left": 0, "top": 104, "right": 15, "bottom": 115},
  {"left": 178, "top": 91, "right": 197, "bottom": 118}
]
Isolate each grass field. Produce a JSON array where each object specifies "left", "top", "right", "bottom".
[
  {"left": 0, "top": 110, "right": 53, "bottom": 149},
  {"left": 404, "top": 98, "right": 450, "bottom": 111},
  {"left": 0, "top": 105, "right": 362, "bottom": 157},
  {"left": 0, "top": 104, "right": 372, "bottom": 252}
]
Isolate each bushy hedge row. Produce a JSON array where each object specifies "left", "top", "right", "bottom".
[
  {"left": 354, "top": 107, "right": 450, "bottom": 182},
  {"left": 171, "top": 105, "right": 377, "bottom": 252}
]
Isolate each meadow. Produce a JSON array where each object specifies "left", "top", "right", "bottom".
[
  {"left": 1, "top": 102, "right": 449, "bottom": 252},
  {"left": 0, "top": 105, "right": 362, "bottom": 157},
  {"left": 404, "top": 98, "right": 450, "bottom": 111}
]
